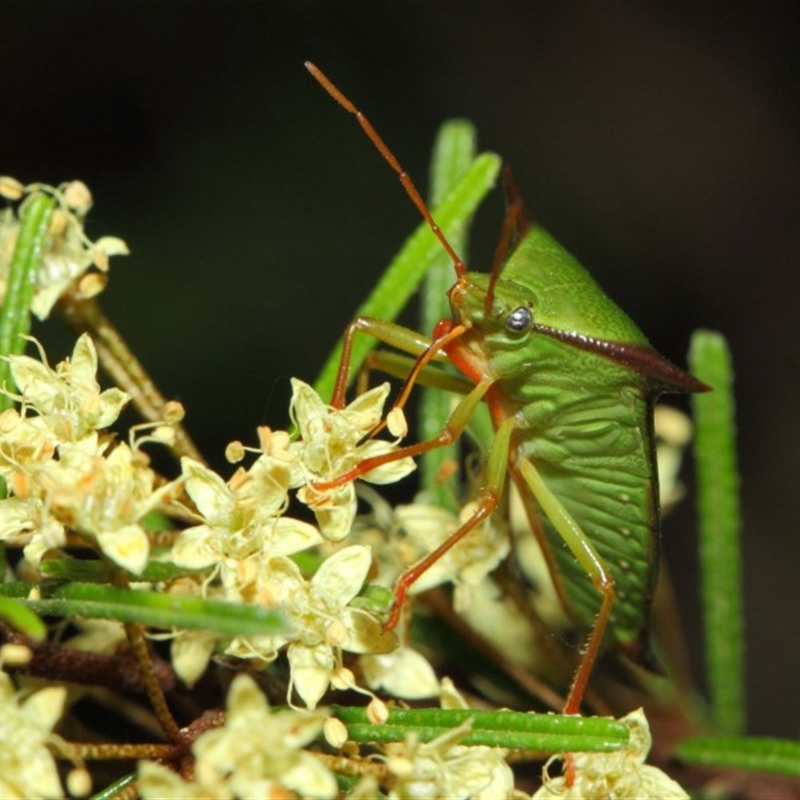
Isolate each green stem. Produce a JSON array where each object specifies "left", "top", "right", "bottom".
[
  {"left": 331, "top": 705, "right": 629, "bottom": 752},
  {"left": 689, "top": 330, "right": 745, "bottom": 735},
  {"left": 0, "top": 192, "right": 56, "bottom": 410},
  {"left": 419, "top": 121, "right": 477, "bottom": 509}
]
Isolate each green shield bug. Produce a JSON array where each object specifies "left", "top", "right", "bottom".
[{"left": 305, "top": 62, "right": 709, "bottom": 743}]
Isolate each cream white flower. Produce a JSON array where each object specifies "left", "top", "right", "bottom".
[
  {"left": 361, "top": 645, "right": 440, "bottom": 699},
  {"left": 387, "top": 739, "right": 520, "bottom": 800},
  {"left": 1, "top": 437, "right": 181, "bottom": 575},
  {"left": 291, "top": 379, "right": 415, "bottom": 541},
  {"left": 0, "top": 180, "right": 128, "bottom": 319},
  {"left": 0, "top": 670, "right": 66, "bottom": 799},
  {"left": 532, "top": 708, "right": 688, "bottom": 799},
  {"left": 138, "top": 673, "right": 337, "bottom": 799},
  {"left": 220, "top": 554, "right": 300, "bottom": 664},
  {"left": 384, "top": 679, "right": 520, "bottom": 800},
  {"left": 30, "top": 440, "right": 179, "bottom": 573},
  {"left": 172, "top": 455, "right": 319, "bottom": 571},
  {"left": 222, "top": 546, "right": 395, "bottom": 708},
  {"left": 0, "top": 335, "right": 127, "bottom": 494},
  {"left": 392, "top": 502, "right": 509, "bottom": 604},
  {"left": 0, "top": 407, "right": 57, "bottom": 486},
  {"left": 0, "top": 335, "right": 186, "bottom": 573},
  {"left": 287, "top": 544, "right": 396, "bottom": 708},
  {"left": 343, "top": 499, "right": 509, "bottom": 618},
  {"left": 4, "top": 334, "right": 129, "bottom": 443}
]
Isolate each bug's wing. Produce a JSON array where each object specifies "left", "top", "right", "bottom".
[{"left": 512, "top": 386, "right": 661, "bottom": 663}]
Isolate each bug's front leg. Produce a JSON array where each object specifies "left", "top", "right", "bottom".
[{"left": 329, "top": 317, "right": 436, "bottom": 408}]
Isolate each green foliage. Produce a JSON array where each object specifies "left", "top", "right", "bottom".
[
  {"left": 690, "top": 331, "right": 745, "bottom": 735},
  {"left": 0, "top": 193, "right": 55, "bottom": 411},
  {"left": 0, "top": 581, "right": 288, "bottom": 638}
]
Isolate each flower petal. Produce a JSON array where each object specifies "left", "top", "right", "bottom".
[
  {"left": 181, "top": 457, "right": 232, "bottom": 524},
  {"left": 288, "top": 642, "right": 334, "bottom": 709},
  {"left": 268, "top": 516, "right": 322, "bottom": 555},
  {"left": 361, "top": 647, "right": 440, "bottom": 698},
  {"left": 312, "top": 544, "right": 371, "bottom": 604},
  {"left": 171, "top": 525, "right": 218, "bottom": 569},
  {"left": 96, "top": 524, "right": 149, "bottom": 574},
  {"left": 171, "top": 630, "right": 218, "bottom": 688}
]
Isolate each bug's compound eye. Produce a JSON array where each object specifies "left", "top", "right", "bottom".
[{"left": 505, "top": 305, "right": 533, "bottom": 333}]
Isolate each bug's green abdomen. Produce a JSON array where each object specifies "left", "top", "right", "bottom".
[
  {"left": 453, "top": 225, "right": 696, "bottom": 655},
  {"left": 509, "top": 335, "right": 658, "bottom": 648}
]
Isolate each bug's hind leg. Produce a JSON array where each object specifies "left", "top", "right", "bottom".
[
  {"left": 516, "top": 455, "right": 616, "bottom": 786},
  {"left": 516, "top": 455, "right": 616, "bottom": 713}
]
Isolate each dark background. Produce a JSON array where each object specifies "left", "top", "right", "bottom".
[{"left": 2, "top": 1, "right": 798, "bottom": 736}]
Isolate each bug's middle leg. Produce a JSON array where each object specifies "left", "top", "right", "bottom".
[
  {"left": 315, "top": 376, "right": 503, "bottom": 630},
  {"left": 386, "top": 415, "right": 517, "bottom": 629}
]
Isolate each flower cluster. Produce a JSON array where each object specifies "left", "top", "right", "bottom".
[
  {"left": 0, "top": 330, "right": 694, "bottom": 798},
  {"left": 0, "top": 653, "right": 89, "bottom": 800},
  {"left": 380, "top": 679, "right": 525, "bottom": 800},
  {"left": 168, "top": 380, "right": 409, "bottom": 706},
  {"left": 0, "top": 334, "right": 182, "bottom": 574},
  {"left": 532, "top": 708, "right": 688, "bottom": 800},
  {"left": 0, "top": 177, "right": 128, "bottom": 318},
  {"left": 349, "top": 500, "right": 510, "bottom": 613},
  {"left": 291, "top": 378, "right": 416, "bottom": 540},
  {"left": 138, "top": 673, "right": 337, "bottom": 799}
]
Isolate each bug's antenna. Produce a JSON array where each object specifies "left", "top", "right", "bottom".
[
  {"left": 486, "top": 165, "right": 529, "bottom": 313},
  {"left": 305, "top": 62, "right": 467, "bottom": 279}
]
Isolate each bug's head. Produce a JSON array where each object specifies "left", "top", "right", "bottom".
[{"left": 448, "top": 272, "right": 539, "bottom": 355}]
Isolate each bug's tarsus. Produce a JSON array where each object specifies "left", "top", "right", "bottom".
[
  {"left": 305, "top": 61, "right": 467, "bottom": 280},
  {"left": 563, "top": 577, "right": 615, "bottom": 715}
]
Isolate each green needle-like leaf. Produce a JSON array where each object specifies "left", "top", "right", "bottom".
[
  {"left": 0, "top": 192, "right": 55, "bottom": 411},
  {"left": 0, "top": 582, "right": 289, "bottom": 638},
  {"left": 89, "top": 773, "right": 137, "bottom": 800},
  {"left": 419, "top": 120, "right": 477, "bottom": 508},
  {"left": 675, "top": 735, "right": 800, "bottom": 777},
  {"left": 689, "top": 330, "right": 745, "bottom": 735},
  {"left": 331, "top": 705, "right": 629, "bottom": 752},
  {"left": 0, "top": 595, "right": 47, "bottom": 641}
]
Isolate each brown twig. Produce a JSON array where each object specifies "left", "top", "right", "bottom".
[{"left": 124, "top": 623, "right": 183, "bottom": 744}]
